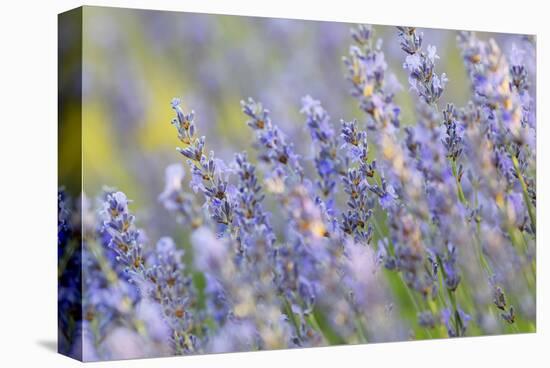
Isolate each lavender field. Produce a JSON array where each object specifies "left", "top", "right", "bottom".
[{"left": 58, "top": 7, "right": 536, "bottom": 361}]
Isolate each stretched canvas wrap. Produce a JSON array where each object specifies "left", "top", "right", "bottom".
[{"left": 58, "top": 6, "right": 537, "bottom": 362}]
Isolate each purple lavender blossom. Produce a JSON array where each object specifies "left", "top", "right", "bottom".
[
  {"left": 343, "top": 25, "right": 401, "bottom": 130},
  {"left": 147, "top": 237, "right": 199, "bottom": 353},
  {"left": 101, "top": 191, "right": 201, "bottom": 354},
  {"left": 171, "top": 98, "right": 235, "bottom": 236},
  {"left": 442, "top": 104, "right": 464, "bottom": 162},
  {"left": 233, "top": 152, "right": 276, "bottom": 253},
  {"left": 398, "top": 27, "right": 448, "bottom": 105},
  {"left": 241, "top": 98, "right": 304, "bottom": 181},
  {"left": 58, "top": 189, "right": 83, "bottom": 357},
  {"left": 441, "top": 307, "right": 471, "bottom": 337},
  {"left": 102, "top": 192, "right": 147, "bottom": 281},
  {"left": 300, "top": 95, "right": 343, "bottom": 200}
]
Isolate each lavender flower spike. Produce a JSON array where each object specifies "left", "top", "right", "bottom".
[
  {"left": 102, "top": 191, "right": 201, "bottom": 354},
  {"left": 102, "top": 192, "right": 147, "bottom": 281},
  {"left": 344, "top": 25, "right": 401, "bottom": 130},
  {"left": 147, "top": 237, "right": 200, "bottom": 353},
  {"left": 170, "top": 98, "right": 235, "bottom": 235},
  {"left": 300, "top": 95, "right": 343, "bottom": 199},
  {"left": 241, "top": 97, "right": 304, "bottom": 182},
  {"left": 397, "top": 26, "right": 448, "bottom": 105}
]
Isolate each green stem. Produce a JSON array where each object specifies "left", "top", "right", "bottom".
[
  {"left": 58, "top": 239, "right": 79, "bottom": 279},
  {"left": 471, "top": 204, "right": 492, "bottom": 277},
  {"left": 511, "top": 155, "right": 536, "bottom": 233},
  {"left": 437, "top": 254, "right": 463, "bottom": 336},
  {"left": 353, "top": 315, "right": 369, "bottom": 343},
  {"left": 373, "top": 216, "right": 440, "bottom": 338},
  {"left": 451, "top": 159, "right": 467, "bottom": 205},
  {"left": 448, "top": 289, "right": 463, "bottom": 336},
  {"left": 282, "top": 297, "right": 302, "bottom": 340},
  {"left": 306, "top": 312, "right": 330, "bottom": 345}
]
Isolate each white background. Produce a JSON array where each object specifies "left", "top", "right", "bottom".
[{"left": 0, "top": 0, "right": 547, "bottom": 366}]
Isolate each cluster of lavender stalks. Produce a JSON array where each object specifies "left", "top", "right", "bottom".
[{"left": 60, "top": 25, "right": 535, "bottom": 359}]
